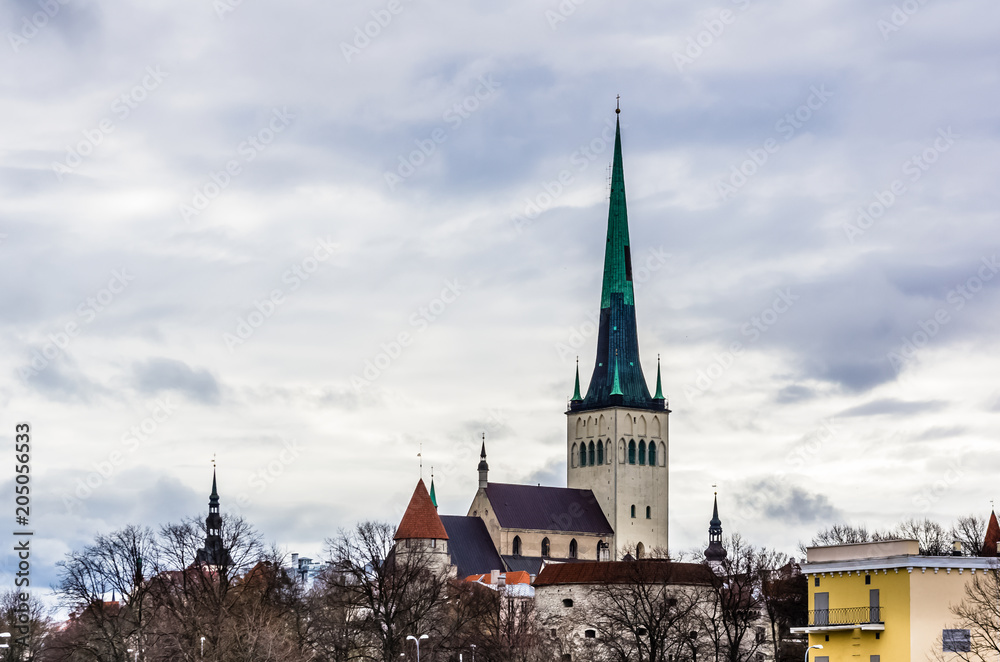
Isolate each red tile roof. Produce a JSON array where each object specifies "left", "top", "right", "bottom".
[
  {"left": 394, "top": 479, "right": 449, "bottom": 541},
  {"left": 982, "top": 510, "right": 1000, "bottom": 557},
  {"left": 534, "top": 560, "right": 715, "bottom": 587}
]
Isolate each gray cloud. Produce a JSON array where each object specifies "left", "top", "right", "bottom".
[{"left": 133, "top": 358, "right": 221, "bottom": 404}]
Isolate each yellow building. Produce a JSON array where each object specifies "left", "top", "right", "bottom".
[{"left": 792, "top": 539, "right": 994, "bottom": 661}]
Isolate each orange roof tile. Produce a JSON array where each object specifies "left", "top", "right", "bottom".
[
  {"left": 394, "top": 479, "right": 449, "bottom": 541},
  {"left": 982, "top": 510, "right": 1000, "bottom": 557}
]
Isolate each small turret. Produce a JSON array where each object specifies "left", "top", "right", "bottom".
[
  {"left": 477, "top": 437, "right": 489, "bottom": 490},
  {"left": 704, "top": 492, "right": 728, "bottom": 568}
]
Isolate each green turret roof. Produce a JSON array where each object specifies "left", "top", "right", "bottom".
[
  {"left": 654, "top": 354, "right": 664, "bottom": 400},
  {"left": 600, "top": 110, "right": 635, "bottom": 309},
  {"left": 429, "top": 477, "right": 438, "bottom": 508},
  {"left": 572, "top": 358, "right": 583, "bottom": 402}
]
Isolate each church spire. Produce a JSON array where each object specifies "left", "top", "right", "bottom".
[
  {"left": 196, "top": 464, "right": 233, "bottom": 568},
  {"left": 572, "top": 357, "right": 583, "bottom": 402},
  {"left": 653, "top": 354, "right": 665, "bottom": 401},
  {"left": 572, "top": 102, "right": 660, "bottom": 412},
  {"left": 705, "top": 491, "right": 727, "bottom": 565},
  {"left": 477, "top": 435, "right": 489, "bottom": 490}
]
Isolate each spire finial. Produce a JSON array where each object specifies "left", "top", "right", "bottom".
[
  {"left": 418, "top": 443, "right": 423, "bottom": 480},
  {"left": 616, "top": 95, "right": 620, "bottom": 114}
]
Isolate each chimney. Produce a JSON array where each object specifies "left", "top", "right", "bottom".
[
  {"left": 490, "top": 569, "right": 500, "bottom": 585},
  {"left": 291, "top": 553, "right": 299, "bottom": 566},
  {"left": 952, "top": 540, "right": 963, "bottom": 557}
]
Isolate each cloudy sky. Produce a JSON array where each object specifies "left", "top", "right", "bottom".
[{"left": 2, "top": 0, "right": 999, "bottom": 594}]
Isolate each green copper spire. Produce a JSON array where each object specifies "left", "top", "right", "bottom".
[
  {"left": 610, "top": 356, "right": 623, "bottom": 396},
  {"left": 429, "top": 475, "right": 438, "bottom": 508},
  {"left": 600, "top": 106, "right": 635, "bottom": 309},
  {"left": 572, "top": 357, "right": 583, "bottom": 402},
  {"left": 653, "top": 354, "right": 664, "bottom": 400}
]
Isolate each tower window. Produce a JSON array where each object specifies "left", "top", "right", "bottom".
[
  {"left": 571, "top": 443, "right": 578, "bottom": 468},
  {"left": 638, "top": 440, "right": 646, "bottom": 465},
  {"left": 542, "top": 537, "right": 550, "bottom": 557},
  {"left": 648, "top": 442, "right": 656, "bottom": 466},
  {"left": 588, "top": 441, "right": 595, "bottom": 466},
  {"left": 569, "top": 539, "right": 578, "bottom": 559},
  {"left": 597, "top": 440, "right": 604, "bottom": 465},
  {"left": 628, "top": 440, "right": 636, "bottom": 465},
  {"left": 562, "top": 598, "right": 573, "bottom": 607},
  {"left": 646, "top": 506, "right": 651, "bottom": 519},
  {"left": 585, "top": 629, "right": 596, "bottom": 639},
  {"left": 631, "top": 505, "right": 636, "bottom": 518},
  {"left": 580, "top": 443, "right": 587, "bottom": 467},
  {"left": 512, "top": 536, "right": 521, "bottom": 556}
]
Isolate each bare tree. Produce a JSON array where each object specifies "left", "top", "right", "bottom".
[
  {"left": 324, "top": 521, "right": 450, "bottom": 662},
  {"left": 0, "top": 589, "right": 54, "bottom": 662},
  {"left": 931, "top": 562, "right": 1000, "bottom": 661},
  {"left": 952, "top": 515, "right": 988, "bottom": 557},
  {"left": 894, "top": 518, "right": 949, "bottom": 556}
]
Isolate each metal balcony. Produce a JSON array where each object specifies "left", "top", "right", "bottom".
[{"left": 789, "top": 607, "right": 885, "bottom": 633}]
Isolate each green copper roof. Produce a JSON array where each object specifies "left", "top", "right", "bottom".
[
  {"left": 572, "top": 358, "right": 583, "bottom": 401},
  {"left": 610, "top": 357, "right": 623, "bottom": 396},
  {"left": 654, "top": 355, "right": 664, "bottom": 400},
  {"left": 429, "top": 478, "right": 438, "bottom": 508},
  {"left": 600, "top": 115, "right": 635, "bottom": 309}
]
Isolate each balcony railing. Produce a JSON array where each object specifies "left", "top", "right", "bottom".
[{"left": 807, "top": 606, "right": 883, "bottom": 627}]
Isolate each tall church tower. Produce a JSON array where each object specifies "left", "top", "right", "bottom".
[
  {"left": 566, "top": 104, "right": 669, "bottom": 559},
  {"left": 196, "top": 467, "right": 234, "bottom": 567}
]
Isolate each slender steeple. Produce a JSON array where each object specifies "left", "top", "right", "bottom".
[
  {"left": 477, "top": 436, "right": 489, "bottom": 490},
  {"left": 571, "top": 357, "right": 583, "bottom": 402},
  {"left": 573, "top": 102, "right": 660, "bottom": 412},
  {"left": 197, "top": 465, "right": 234, "bottom": 567},
  {"left": 429, "top": 469, "right": 438, "bottom": 509},
  {"left": 653, "top": 354, "right": 665, "bottom": 401},
  {"left": 704, "top": 492, "right": 727, "bottom": 564}
]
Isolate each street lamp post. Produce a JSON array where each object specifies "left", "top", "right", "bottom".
[
  {"left": 200, "top": 636, "right": 206, "bottom": 657},
  {"left": 805, "top": 644, "right": 824, "bottom": 661},
  {"left": 127, "top": 648, "right": 139, "bottom": 662},
  {"left": 406, "top": 634, "right": 429, "bottom": 662},
  {"left": 470, "top": 643, "right": 476, "bottom": 662}
]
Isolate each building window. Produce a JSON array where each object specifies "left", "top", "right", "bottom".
[
  {"left": 646, "top": 506, "right": 651, "bottom": 519},
  {"left": 597, "top": 541, "right": 609, "bottom": 561},
  {"left": 875, "top": 633, "right": 880, "bottom": 640},
  {"left": 571, "top": 443, "right": 577, "bottom": 468},
  {"left": 638, "top": 440, "right": 646, "bottom": 465},
  {"left": 569, "top": 539, "right": 578, "bottom": 559},
  {"left": 943, "top": 629, "right": 971, "bottom": 652},
  {"left": 814, "top": 577, "right": 820, "bottom": 587},
  {"left": 636, "top": 542, "right": 645, "bottom": 558},
  {"left": 597, "top": 440, "right": 604, "bottom": 465},
  {"left": 631, "top": 505, "right": 636, "bottom": 518},
  {"left": 580, "top": 443, "right": 587, "bottom": 467},
  {"left": 585, "top": 630, "right": 596, "bottom": 638},
  {"left": 562, "top": 598, "right": 573, "bottom": 607},
  {"left": 588, "top": 441, "right": 595, "bottom": 466},
  {"left": 431, "top": 539, "right": 436, "bottom": 548},
  {"left": 561, "top": 656, "right": 571, "bottom": 662},
  {"left": 870, "top": 656, "right": 880, "bottom": 662},
  {"left": 512, "top": 536, "right": 521, "bottom": 556},
  {"left": 865, "top": 574, "right": 871, "bottom": 585},
  {"left": 542, "top": 537, "right": 551, "bottom": 557},
  {"left": 636, "top": 627, "right": 647, "bottom": 636},
  {"left": 628, "top": 440, "right": 636, "bottom": 464},
  {"left": 755, "top": 627, "right": 765, "bottom": 644},
  {"left": 648, "top": 442, "right": 656, "bottom": 466}
]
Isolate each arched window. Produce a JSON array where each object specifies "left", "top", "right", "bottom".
[
  {"left": 628, "top": 440, "right": 636, "bottom": 465},
  {"left": 571, "top": 443, "right": 577, "bottom": 468},
  {"left": 631, "top": 505, "right": 636, "bottom": 518},
  {"left": 636, "top": 542, "right": 645, "bottom": 559},
  {"left": 580, "top": 443, "right": 587, "bottom": 467},
  {"left": 588, "top": 441, "right": 595, "bottom": 466},
  {"left": 569, "top": 538, "right": 578, "bottom": 559},
  {"left": 597, "top": 541, "right": 609, "bottom": 561},
  {"left": 646, "top": 506, "right": 651, "bottom": 519},
  {"left": 596, "top": 440, "right": 604, "bottom": 465},
  {"left": 512, "top": 536, "right": 521, "bottom": 556},
  {"left": 562, "top": 598, "right": 574, "bottom": 607},
  {"left": 541, "top": 537, "right": 550, "bottom": 557},
  {"left": 639, "top": 440, "right": 647, "bottom": 465},
  {"left": 648, "top": 442, "right": 656, "bottom": 467}
]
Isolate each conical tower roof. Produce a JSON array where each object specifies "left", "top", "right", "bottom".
[
  {"left": 982, "top": 510, "right": 1000, "bottom": 556},
  {"left": 394, "top": 479, "right": 449, "bottom": 541}
]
